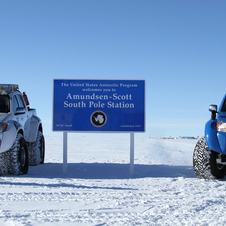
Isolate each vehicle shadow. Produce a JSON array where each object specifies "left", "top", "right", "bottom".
[{"left": 25, "top": 162, "right": 196, "bottom": 179}]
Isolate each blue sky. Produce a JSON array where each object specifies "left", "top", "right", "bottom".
[{"left": 1, "top": 0, "right": 226, "bottom": 138}]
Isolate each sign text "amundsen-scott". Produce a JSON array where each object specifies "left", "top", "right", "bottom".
[{"left": 64, "top": 93, "right": 134, "bottom": 109}]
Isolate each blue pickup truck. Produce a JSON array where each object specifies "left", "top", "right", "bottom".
[{"left": 193, "top": 94, "right": 226, "bottom": 179}]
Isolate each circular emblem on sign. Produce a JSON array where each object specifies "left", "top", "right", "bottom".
[{"left": 91, "top": 111, "right": 107, "bottom": 127}]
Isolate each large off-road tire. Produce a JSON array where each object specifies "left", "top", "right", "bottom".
[
  {"left": 193, "top": 136, "right": 226, "bottom": 179},
  {"left": 0, "top": 133, "right": 29, "bottom": 176},
  {"left": 28, "top": 131, "right": 45, "bottom": 166}
]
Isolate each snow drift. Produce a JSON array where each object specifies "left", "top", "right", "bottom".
[{"left": 1, "top": 137, "right": 226, "bottom": 225}]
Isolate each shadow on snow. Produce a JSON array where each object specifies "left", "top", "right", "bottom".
[{"left": 22, "top": 162, "right": 196, "bottom": 179}]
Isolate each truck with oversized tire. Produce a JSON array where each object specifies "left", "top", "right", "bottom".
[
  {"left": 0, "top": 84, "right": 45, "bottom": 175},
  {"left": 193, "top": 94, "right": 226, "bottom": 179}
]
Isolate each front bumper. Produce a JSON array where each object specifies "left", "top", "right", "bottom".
[
  {"left": 0, "top": 121, "right": 18, "bottom": 153},
  {"left": 218, "top": 132, "right": 226, "bottom": 154}
]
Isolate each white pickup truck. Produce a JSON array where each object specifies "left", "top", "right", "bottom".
[{"left": 0, "top": 84, "right": 45, "bottom": 175}]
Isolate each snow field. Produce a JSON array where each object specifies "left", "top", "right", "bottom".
[{"left": 1, "top": 137, "right": 226, "bottom": 225}]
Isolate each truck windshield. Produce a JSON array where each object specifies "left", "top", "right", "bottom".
[
  {"left": 221, "top": 99, "right": 226, "bottom": 112},
  {"left": 0, "top": 95, "right": 10, "bottom": 113}
]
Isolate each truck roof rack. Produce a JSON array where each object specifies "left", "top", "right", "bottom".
[{"left": 0, "top": 84, "right": 19, "bottom": 95}]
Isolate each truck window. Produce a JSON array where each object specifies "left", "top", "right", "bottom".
[
  {"left": 0, "top": 95, "right": 9, "bottom": 113},
  {"left": 12, "top": 95, "right": 19, "bottom": 113},
  {"left": 222, "top": 99, "right": 226, "bottom": 112},
  {"left": 16, "top": 95, "right": 25, "bottom": 108}
]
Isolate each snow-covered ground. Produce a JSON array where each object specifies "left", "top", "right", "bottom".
[{"left": 1, "top": 136, "right": 226, "bottom": 225}]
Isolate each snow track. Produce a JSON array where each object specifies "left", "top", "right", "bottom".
[{"left": 1, "top": 137, "right": 226, "bottom": 225}]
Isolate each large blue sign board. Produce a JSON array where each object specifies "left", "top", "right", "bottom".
[{"left": 53, "top": 79, "right": 145, "bottom": 132}]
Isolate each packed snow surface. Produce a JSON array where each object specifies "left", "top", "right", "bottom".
[{"left": 1, "top": 136, "right": 226, "bottom": 225}]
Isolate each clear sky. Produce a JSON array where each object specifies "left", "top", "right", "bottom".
[{"left": 1, "top": 0, "right": 226, "bottom": 138}]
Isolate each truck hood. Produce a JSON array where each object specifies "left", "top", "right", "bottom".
[{"left": 0, "top": 113, "right": 9, "bottom": 123}]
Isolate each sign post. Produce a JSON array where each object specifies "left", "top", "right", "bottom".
[
  {"left": 130, "top": 133, "right": 134, "bottom": 177},
  {"left": 53, "top": 79, "right": 145, "bottom": 176},
  {"left": 63, "top": 132, "right": 68, "bottom": 174}
]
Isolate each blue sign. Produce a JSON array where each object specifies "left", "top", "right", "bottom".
[{"left": 53, "top": 79, "right": 145, "bottom": 132}]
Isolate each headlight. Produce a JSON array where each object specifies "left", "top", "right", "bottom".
[
  {"left": 217, "top": 121, "right": 226, "bottom": 132},
  {"left": 0, "top": 123, "right": 7, "bottom": 132}
]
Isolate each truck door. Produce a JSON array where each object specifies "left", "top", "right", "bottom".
[{"left": 12, "top": 95, "right": 26, "bottom": 127}]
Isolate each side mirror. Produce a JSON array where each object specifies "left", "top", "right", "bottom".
[
  {"left": 209, "top": 104, "right": 218, "bottom": 120},
  {"left": 15, "top": 107, "right": 25, "bottom": 115}
]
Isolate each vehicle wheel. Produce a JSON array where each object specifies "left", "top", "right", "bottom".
[
  {"left": 193, "top": 136, "right": 226, "bottom": 179},
  {"left": 28, "top": 131, "right": 45, "bottom": 166},
  {"left": 18, "top": 135, "right": 29, "bottom": 174},
  {"left": 39, "top": 132, "right": 45, "bottom": 164},
  {"left": 0, "top": 133, "right": 29, "bottom": 175}
]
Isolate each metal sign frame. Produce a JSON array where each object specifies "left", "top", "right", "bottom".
[
  {"left": 53, "top": 79, "right": 145, "bottom": 133},
  {"left": 53, "top": 79, "right": 145, "bottom": 177}
]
